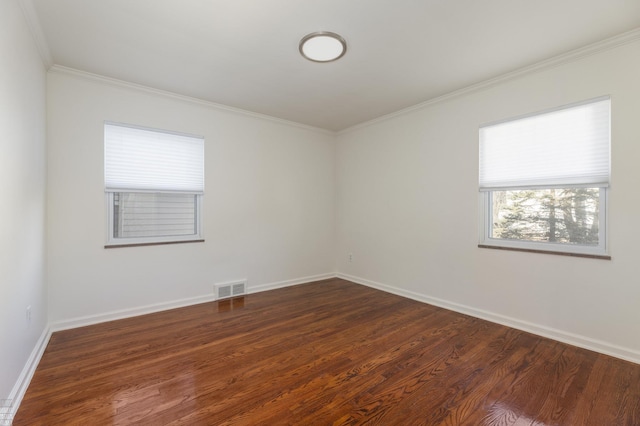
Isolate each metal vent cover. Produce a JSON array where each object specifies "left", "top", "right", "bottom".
[{"left": 215, "top": 280, "right": 247, "bottom": 300}]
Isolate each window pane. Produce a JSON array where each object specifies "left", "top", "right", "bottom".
[
  {"left": 113, "top": 192, "right": 197, "bottom": 239},
  {"left": 491, "top": 188, "right": 600, "bottom": 245}
]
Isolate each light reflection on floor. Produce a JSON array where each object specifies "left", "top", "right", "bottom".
[
  {"left": 481, "top": 402, "right": 541, "bottom": 425},
  {"left": 112, "top": 373, "right": 196, "bottom": 423},
  {"left": 217, "top": 296, "right": 245, "bottom": 313}
]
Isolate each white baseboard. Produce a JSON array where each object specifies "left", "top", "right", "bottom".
[
  {"left": 4, "top": 325, "right": 51, "bottom": 423},
  {"left": 337, "top": 272, "right": 640, "bottom": 365},
  {"left": 249, "top": 273, "right": 337, "bottom": 294},
  {"left": 50, "top": 293, "right": 218, "bottom": 332},
  {"left": 50, "top": 272, "right": 338, "bottom": 332}
]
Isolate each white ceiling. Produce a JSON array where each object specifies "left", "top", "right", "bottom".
[{"left": 30, "top": 0, "right": 640, "bottom": 131}]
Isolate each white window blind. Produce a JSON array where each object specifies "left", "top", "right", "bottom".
[
  {"left": 479, "top": 97, "right": 610, "bottom": 191},
  {"left": 105, "top": 123, "right": 204, "bottom": 193}
]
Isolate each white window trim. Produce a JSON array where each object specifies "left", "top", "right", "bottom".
[
  {"left": 105, "top": 192, "right": 204, "bottom": 247},
  {"left": 478, "top": 188, "right": 608, "bottom": 257},
  {"left": 104, "top": 121, "right": 205, "bottom": 247}
]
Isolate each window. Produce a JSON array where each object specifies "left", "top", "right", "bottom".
[
  {"left": 479, "top": 97, "right": 610, "bottom": 257},
  {"left": 104, "top": 122, "right": 204, "bottom": 246}
]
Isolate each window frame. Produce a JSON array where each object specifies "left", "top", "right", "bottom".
[
  {"left": 104, "top": 122, "right": 205, "bottom": 248},
  {"left": 478, "top": 97, "right": 611, "bottom": 258}
]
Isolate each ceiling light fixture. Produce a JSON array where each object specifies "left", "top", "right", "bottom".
[{"left": 299, "top": 31, "right": 347, "bottom": 63}]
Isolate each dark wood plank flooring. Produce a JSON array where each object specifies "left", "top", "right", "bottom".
[{"left": 14, "top": 278, "right": 640, "bottom": 425}]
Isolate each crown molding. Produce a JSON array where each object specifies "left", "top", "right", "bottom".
[
  {"left": 48, "top": 65, "right": 335, "bottom": 136},
  {"left": 18, "top": 0, "right": 53, "bottom": 69},
  {"left": 338, "top": 27, "right": 640, "bottom": 135}
]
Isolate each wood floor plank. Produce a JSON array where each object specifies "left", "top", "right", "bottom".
[
  {"left": 423, "top": 330, "right": 536, "bottom": 425},
  {"left": 13, "top": 278, "right": 640, "bottom": 425}
]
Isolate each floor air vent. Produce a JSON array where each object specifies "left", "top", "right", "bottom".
[{"left": 215, "top": 280, "right": 247, "bottom": 300}]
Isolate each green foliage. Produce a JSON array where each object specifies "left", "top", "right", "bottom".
[{"left": 492, "top": 188, "right": 599, "bottom": 245}]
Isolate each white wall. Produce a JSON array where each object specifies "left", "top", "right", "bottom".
[
  {"left": 0, "top": 0, "right": 48, "bottom": 404},
  {"left": 336, "top": 39, "right": 640, "bottom": 361},
  {"left": 47, "top": 70, "right": 336, "bottom": 324},
  {"left": 13, "top": 11, "right": 640, "bottom": 400}
]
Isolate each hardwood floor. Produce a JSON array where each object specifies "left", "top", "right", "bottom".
[{"left": 14, "top": 278, "right": 640, "bottom": 425}]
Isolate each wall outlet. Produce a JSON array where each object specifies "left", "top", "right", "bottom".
[
  {"left": 26, "top": 305, "right": 31, "bottom": 324},
  {"left": 348, "top": 253, "right": 353, "bottom": 263}
]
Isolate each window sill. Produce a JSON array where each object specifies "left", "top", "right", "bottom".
[
  {"left": 478, "top": 244, "right": 611, "bottom": 260},
  {"left": 105, "top": 239, "right": 205, "bottom": 249}
]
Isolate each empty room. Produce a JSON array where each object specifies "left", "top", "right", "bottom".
[{"left": 2, "top": 0, "right": 640, "bottom": 424}]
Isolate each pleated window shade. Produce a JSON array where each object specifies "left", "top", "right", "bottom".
[
  {"left": 105, "top": 123, "right": 204, "bottom": 194},
  {"left": 479, "top": 97, "right": 610, "bottom": 191}
]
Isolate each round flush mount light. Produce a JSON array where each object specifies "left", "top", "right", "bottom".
[{"left": 299, "top": 31, "right": 347, "bottom": 63}]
